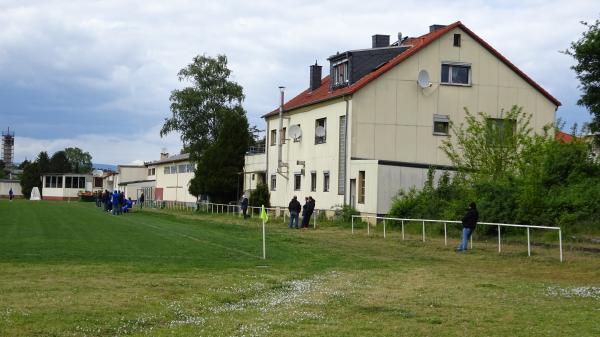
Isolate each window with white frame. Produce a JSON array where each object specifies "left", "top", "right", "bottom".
[
  {"left": 315, "top": 118, "right": 327, "bottom": 144},
  {"left": 433, "top": 114, "right": 450, "bottom": 135},
  {"left": 441, "top": 63, "right": 471, "bottom": 85},
  {"left": 332, "top": 60, "right": 349, "bottom": 87},
  {"left": 358, "top": 171, "right": 365, "bottom": 204},
  {"left": 270, "top": 129, "right": 277, "bottom": 146},
  {"left": 294, "top": 173, "right": 301, "bottom": 191},
  {"left": 310, "top": 172, "right": 316, "bottom": 192},
  {"left": 323, "top": 172, "right": 330, "bottom": 192},
  {"left": 270, "top": 174, "right": 277, "bottom": 191}
]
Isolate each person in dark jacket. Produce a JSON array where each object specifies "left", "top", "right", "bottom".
[
  {"left": 139, "top": 192, "right": 145, "bottom": 210},
  {"left": 241, "top": 194, "right": 249, "bottom": 219},
  {"left": 8, "top": 188, "right": 14, "bottom": 201},
  {"left": 457, "top": 202, "right": 479, "bottom": 251},
  {"left": 288, "top": 196, "right": 301, "bottom": 228},
  {"left": 301, "top": 196, "right": 316, "bottom": 229}
]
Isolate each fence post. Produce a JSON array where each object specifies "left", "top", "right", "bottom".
[
  {"left": 314, "top": 210, "right": 316, "bottom": 229},
  {"left": 351, "top": 216, "right": 354, "bottom": 234},
  {"left": 470, "top": 233, "right": 473, "bottom": 249},
  {"left": 527, "top": 227, "right": 531, "bottom": 257},
  {"left": 444, "top": 222, "right": 447, "bottom": 246},
  {"left": 367, "top": 218, "right": 370, "bottom": 236},
  {"left": 383, "top": 220, "right": 386, "bottom": 239},
  {"left": 422, "top": 221, "right": 425, "bottom": 242},
  {"left": 498, "top": 225, "right": 501, "bottom": 253},
  {"left": 401, "top": 220, "right": 405, "bottom": 240},
  {"left": 559, "top": 229, "right": 563, "bottom": 262}
]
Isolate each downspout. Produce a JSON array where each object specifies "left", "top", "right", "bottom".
[
  {"left": 277, "top": 87, "right": 285, "bottom": 170},
  {"left": 344, "top": 95, "right": 350, "bottom": 205}
]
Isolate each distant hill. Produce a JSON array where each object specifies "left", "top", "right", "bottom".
[{"left": 92, "top": 163, "right": 117, "bottom": 171}]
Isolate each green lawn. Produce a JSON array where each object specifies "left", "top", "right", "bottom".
[{"left": 1, "top": 200, "right": 599, "bottom": 336}]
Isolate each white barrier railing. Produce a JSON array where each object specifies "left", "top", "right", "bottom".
[{"left": 351, "top": 215, "right": 563, "bottom": 262}]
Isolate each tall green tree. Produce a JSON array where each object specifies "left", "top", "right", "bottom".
[
  {"left": 189, "top": 109, "right": 251, "bottom": 202},
  {"left": 162, "top": 54, "right": 251, "bottom": 202},
  {"left": 49, "top": 151, "right": 71, "bottom": 173},
  {"left": 565, "top": 19, "right": 600, "bottom": 135},
  {"left": 160, "top": 54, "right": 245, "bottom": 157},
  {"left": 64, "top": 147, "right": 92, "bottom": 173},
  {"left": 20, "top": 161, "right": 41, "bottom": 198},
  {"left": 37, "top": 151, "right": 50, "bottom": 174}
]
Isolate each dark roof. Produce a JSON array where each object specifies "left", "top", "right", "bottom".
[
  {"left": 144, "top": 153, "right": 190, "bottom": 165},
  {"left": 263, "top": 21, "right": 561, "bottom": 118}
]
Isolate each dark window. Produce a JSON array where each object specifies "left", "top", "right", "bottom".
[
  {"left": 164, "top": 167, "right": 170, "bottom": 175},
  {"left": 57, "top": 176, "right": 63, "bottom": 188},
  {"left": 79, "top": 177, "right": 86, "bottom": 189},
  {"left": 270, "top": 174, "right": 276, "bottom": 191},
  {"left": 45, "top": 176, "right": 50, "bottom": 188},
  {"left": 310, "top": 172, "right": 316, "bottom": 192},
  {"left": 294, "top": 174, "right": 301, "bottom": 191},
  {"left": 486, "top": 118, "right": 516, "bottom": 146},
  {"left": 170, "top": 166, "right": 177, "bottom": 174},
  {"left": 323, "top": 172, "right": 330, "bottom": 192},
  {"left": 332, "top": 60, "right": 349, "bottom": 87},
  {"left": 94, "top": 177, "right": 103, "bottom": 188},
  {"left": 434, "top": 121, "right": 449, "bottom": 135},
  {"left": 315, "top": 118, "right": 327, "bottom": 144},
  {"left": 281, "top": 127, "right": 286, "bottom": 144},
  {"left": 65, "top": 176, "right": 72, "bottom": 188},
  {"left": 358, "top": 171, "right": 365, "bottom": 204},
  {"left": 441, "top": 63, "right": 470, "bottom": 85},
  {"left": 252, "top": 174, "right": 255, "bottom": 181},
  {"left": 453, "top": 33, "right": 461, "bottom": 47},
  {"left": 178, "top": 164, "right": 186, "bottom": 173},
  {"left": 270, "top": 129, "right": 277, "bottom": 146}
]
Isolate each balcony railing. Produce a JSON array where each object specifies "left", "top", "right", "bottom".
[{"left": 246, "top": 146, "right": 265, "bottom": 155}]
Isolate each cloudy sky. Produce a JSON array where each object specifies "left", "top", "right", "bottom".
[{"left": 1, "top": 0, "right": 597, "bottom": 165}]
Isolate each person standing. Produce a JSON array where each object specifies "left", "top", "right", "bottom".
[
  {"left": 139, "top": 192, "right": 145, "bottom": 210},
  {"left": 112, "top": 190, "right": 119, "bottom": 215},
  {"left": 241, "top": 194, "right": 249, "bottom": 219},
  {"left": 456, "top": 202, "right": 479, "bottom": 252},
  {"left": 300, "top": 197, "right": 311, "bottom": 229},
  {"left": 8, "top": 188, "right": 14, "bottom": 201},
  {"left": 288, "top": 196, "right": 301, "bottom": 228}
]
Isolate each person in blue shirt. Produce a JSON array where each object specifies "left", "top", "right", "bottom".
[
  {"left": 112, "top": 190, "right": 119, "bottom": 215},
  {"left": 9, "top": 188, "right": 14, "bottom": 201}
]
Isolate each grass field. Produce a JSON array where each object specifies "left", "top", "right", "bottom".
[{"left": 1, "top": 200, "right": 599, "bottom": 337}]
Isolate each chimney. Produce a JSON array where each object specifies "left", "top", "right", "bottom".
[
  {"left": 429, "top": 24, "right": 446, "bottom": 33},
  {"left": 160, "top": 148, "right": 169, "bottom": 159},
  {"left": 309, "top": 61, "right": 322, "bottom": 91},
  {"left": 372, "top": 34, "right": 390, "bottom": 48}
]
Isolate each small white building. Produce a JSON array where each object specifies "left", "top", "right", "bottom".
[
  {"left": 0, "top": 179, "right": 22, "bottom": 198},
  {"left": 42, "top": 173, "right": 93, "bottom": 200}
]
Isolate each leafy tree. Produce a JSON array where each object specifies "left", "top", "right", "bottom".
[
  {"left": 163, "top": 54, "right": 252, "bottom": 202},
  {"left": 64, "top": 147, "right": 92, "bottom": 173},
  {"left": 564, "top": 19, "right": 600, "bottom": 135},
  {"left": 440, "top": 105, "right": 544, "bottom": 179},
  {"left": 49, "top": 151, "right": 71, "bottom": 173},
  {"left": 249, "top": 183, "right": 271, "bottom": 208},
  {"left": 189, "top": 110, "right": 252, "bottom": 203},
  {"left": 37, "top": 151, "right": 50, "bottom": 174},
  {"left": 0, "top": 160, "right": 5, "bottom": 179},
  {"left": 160, "top": 54, "right": 245, "bottom": 157},
  {"left": 20, "top": 161, "right": 41, "bottom": 198}
]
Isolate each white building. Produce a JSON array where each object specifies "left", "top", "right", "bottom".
[
  {"left": 244, "top": 21, "right": 561, "bottom": 215},
  {"left": 0, "top": 179, "right": 22, "bottom": 198},
  {"left": 42, "top": 173, "right": 94, "bottom": 200}
]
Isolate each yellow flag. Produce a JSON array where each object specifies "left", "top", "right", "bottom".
[{"left": 260, "top": 205, "right": 269, "bottom": 223}]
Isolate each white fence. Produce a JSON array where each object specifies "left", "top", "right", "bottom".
[{"left": 351, "top": 215, "right": 563, "bottom": 262}]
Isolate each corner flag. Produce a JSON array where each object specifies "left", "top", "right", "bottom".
[{"left": 260, "top": 205, "right": 269, "bottom": 223}]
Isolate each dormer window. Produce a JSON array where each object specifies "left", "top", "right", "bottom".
[{"left": 332, "top": 60, "right": 349, "bottom": 87}]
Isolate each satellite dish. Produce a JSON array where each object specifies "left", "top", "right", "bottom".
[
  {"left": 417, "top": 70, "right": 432, "bottom": 88},
  {"left": 92, "top": 169, "right": 104, "bottom": 177},
  {"left": 288, "top": 124, "right": 302, "bottom": 141},
  {"left": 315, "top": 126, "right": 326, "bottom": 137}
]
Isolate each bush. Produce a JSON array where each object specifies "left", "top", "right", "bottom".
[
  {"left": 338, "top": 205, "right": 359, "bottom": 223},
  {"left": 249, "top": 183, "right": 270, "bottom": 207}
]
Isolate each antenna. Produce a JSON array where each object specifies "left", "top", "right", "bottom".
[
  {"left": 288, "top": 124, "right": 302, "bottom": 142},
  {"left": 315, "top": 126, "right": 326, "bottom": 137},
  {"left": 417, "top": 70, "right": 432, "bottom": 88}
]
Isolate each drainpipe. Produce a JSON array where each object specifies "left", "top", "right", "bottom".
[
  {"left": 277, "top": 86, "right": 285, "bottom": 170},
  {"left": 344, "top": 96, "right": 350, "bottom": 205}
]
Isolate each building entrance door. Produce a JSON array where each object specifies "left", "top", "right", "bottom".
[{"left": 350, "top": 179, "right": 356, "bottom": 208}]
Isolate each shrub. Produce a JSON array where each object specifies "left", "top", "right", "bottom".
[{"left": 249, "top": 183, "right": 270, "bottom": 207}]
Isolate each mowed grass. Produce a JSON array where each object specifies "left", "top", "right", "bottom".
[{"left": 1, "top": 201, "right": 599, "bottom": 337}]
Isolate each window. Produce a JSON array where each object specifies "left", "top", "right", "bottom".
[
  {"left": 294, "top": 173, "right": 301, "bottom": 191},
  {"left": 453, "top": 33, "right": 461, "bottom": 47},
  {"left": 65, "top": 176, "right": 72, "bottom": 188},
  {"left": 358, "top": 171, "right": 365, "bottom": 204},
  {"left": 94, "top": 177, "right": 103, "bottom": 188},
  {"left": 252, "top": 174, "right": 255, "bottom": 181},
  {"left": 186, "top": 164, "right": 194, "bottom": 173},
  {"left": 315, "top": 118, "right": 327, "bottom": 144},
  {"left": 332, "top": 60, "right": 349, "bottom": 87},
  {"left": 79, "top": 177, "right": 86, "bottom": 189},
  {"left": 57, "top": 176, "right": 63, "bottom": 188},
  {"left": 178, "top": 164, "right": 187, "bottom": 173},
  {"left": 433, "top": 114, "right": 450, "bottom": 135},
  {"left": 281, "top": 127, "right": 286, "bottom": 144},
  {"left": 45, "top": 176, "right": 50, "bottom": 188},
  {"left": 170, "top": 166, "right": 177, "bottom": 174},
  {"left": 310, "top": 172, "right": 316, "bottom": 192},
  {"left": 164, "top": 167, "right": 170, "bottom": 175},
  {"left": 270, "top": 129, "right": 277, "bottom": 146},
  {"left": 441, "top": 63, "right": 470, "bottom": 85},
  {"left": 323, "top": 172, "right": 330, "bottom": 192},
  {"left": 148, "top": 168, "right": 156, "bottom": 176},
  {"left": 270, "top": 174, "right": 277, "bottom": 191},
  {"left": 486, "top": 118, "right": 516, "bottom": 146}
]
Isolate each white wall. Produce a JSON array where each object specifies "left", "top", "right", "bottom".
[{"left": 0, "top": 180, "right": 22, "bottom": 197}]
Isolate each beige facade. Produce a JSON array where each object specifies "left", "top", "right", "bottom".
[
  {"left": 246, "top": 24, "right": 560, "bottom": 215},
  {"left": 42, "top": 174, "right": 93, "bottom": 200}
]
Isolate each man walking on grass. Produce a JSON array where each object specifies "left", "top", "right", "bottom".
[{"left": 456, "top": 202, "right": 478, "bottom": 252}]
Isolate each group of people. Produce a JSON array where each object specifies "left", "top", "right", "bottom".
[
  {"left": 288, "top": 196, "right": 315, "bottom": 229},
  {"left": 96, "top": 190, "right": 140, "bottom": 215}
]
